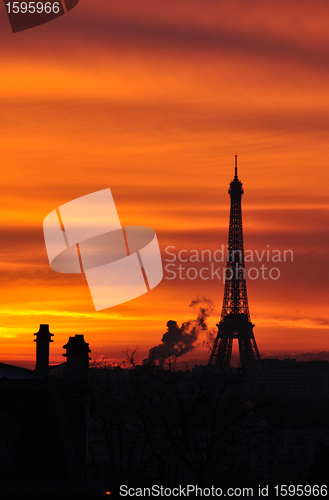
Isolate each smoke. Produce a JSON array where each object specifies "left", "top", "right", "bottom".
[{"left": 144, "top": 297, "right": 215, "bottom": 366}]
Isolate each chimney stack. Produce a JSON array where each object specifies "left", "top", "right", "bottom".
[
  {"left": 63, "top": 335, "right": 91, "bottom": 383},
  {"left": 34, "top": 324, "right": 53, "bottom": 373}
]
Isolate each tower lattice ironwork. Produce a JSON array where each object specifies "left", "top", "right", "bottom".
[{"left": 209, "top": 156, "right": 261, "bottom": 368}]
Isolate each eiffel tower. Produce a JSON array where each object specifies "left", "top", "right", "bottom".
[{"left": 209, "top": 156, "right": 261, "bottom": 368}]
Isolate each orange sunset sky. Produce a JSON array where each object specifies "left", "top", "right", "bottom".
[{"left": 0, "top": 0, "right": 329, "bottom": 367}]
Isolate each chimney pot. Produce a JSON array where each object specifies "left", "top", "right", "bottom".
[
  {"left": 63, "top": 335, "right": 91, "bottom": 383},
  {"left": 34, "top": 324, "right": 53, "bottom": 373}
]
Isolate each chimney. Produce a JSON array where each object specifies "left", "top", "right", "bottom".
[
  {"left": 34, "top": 324, "right": 53, "bottom": 373},
  {"left": 63, "top": 335, "right": 91, "bottom": 383}
]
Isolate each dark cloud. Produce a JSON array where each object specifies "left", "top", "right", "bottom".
[{"left": 3, "top": 0, "right": 329, "bottom": 77}]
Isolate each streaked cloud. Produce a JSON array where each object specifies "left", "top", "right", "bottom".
[
  {"left": 0, "top": 308, "right": 167, "bottom": 321},
  {"left": 0, "top": 0, "right": 328, "bottom": 364}
]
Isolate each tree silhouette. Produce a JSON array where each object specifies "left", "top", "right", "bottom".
[{"left": 88, "top": 356, "right": 275, "bottom": 493}]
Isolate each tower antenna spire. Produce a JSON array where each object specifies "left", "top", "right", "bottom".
[{"left": 234, "top": 155, "right": 238, "bottom": 179}]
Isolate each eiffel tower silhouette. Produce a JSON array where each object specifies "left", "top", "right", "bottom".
[{"left": 209, "top": 156, "right": 261, "bottom": 368}]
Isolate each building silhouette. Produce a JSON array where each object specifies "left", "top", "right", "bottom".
[
  {"left": 209, "top": 156, "right": 260, "bottom": 368},
  {"left": 0, "top": 324, "right": 102, "bottom": 496}
]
